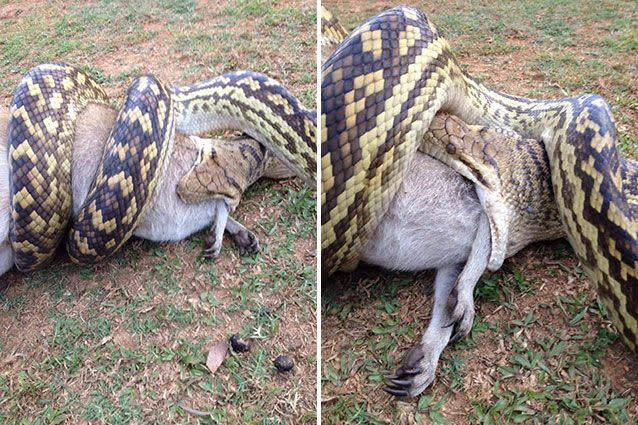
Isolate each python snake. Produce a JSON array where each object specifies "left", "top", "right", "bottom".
[
  {"left": 321, "top": 7, "right": 638, "bottom": 352},
  {"left": 175, "top": 135, "right": 295, "bottom": 209},
  {"left": 9, "top": 63, "right": 316, "bottom": 271},
  {"left": 321, "top": 6, "right": 349, "bottom": 50}
]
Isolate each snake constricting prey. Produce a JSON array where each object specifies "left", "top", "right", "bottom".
[
  {"left": 3, "top": 63, "right": 316, "bottom": 273},
  {"left": 321, "top": 6, "right": 637, "bottom": 396}
]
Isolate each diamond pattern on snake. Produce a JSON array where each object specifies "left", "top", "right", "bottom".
[
  {"left": 321, "top": 6, "right": 637, "bottom": 397},
  {"left": 0, "top": 63, "right": 316, "bottom": 277}
]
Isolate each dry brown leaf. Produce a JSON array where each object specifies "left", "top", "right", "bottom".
[{"left": 206, "top": 340, "right": 228, "bottom": 374}]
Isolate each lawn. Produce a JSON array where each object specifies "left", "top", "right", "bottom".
[
  {"left": 321, "top": 1, "right": 638, "bottom": 423},
  {"left": 0, "top": 0, "right": 316, "bottom": 423}
]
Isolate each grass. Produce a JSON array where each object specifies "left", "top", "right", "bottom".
[
  {"left": 322, "top": 1, "right": 638, "bottom": 423},
  {"left": 0, "top": 0, "right": 316, "bottom": 107},
  {"left": 323, "top": 243, "right": 637, "bottom": 423},
  {"left": 2, "top": 181, "right": 316, "bottom": 423},
  {"left": 0, "top": 0, "right": 316, "bottom": 423}
]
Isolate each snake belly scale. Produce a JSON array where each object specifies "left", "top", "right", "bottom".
[
  {"left": 9, "top": 63, "right": 316, "bottom": 271},
  {"left": 321, "top": 7, "right": 638, "bottom": 351}
]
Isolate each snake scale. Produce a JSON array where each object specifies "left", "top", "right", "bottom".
[
  {"left": 321, "top": 7, "right": 638, "bottom": 352},
  {"left": 8, "top": 63, "right": 316, "bottom": 271},
  {"left": 175, "top": 134, "right": 295, "bottom": 208}
]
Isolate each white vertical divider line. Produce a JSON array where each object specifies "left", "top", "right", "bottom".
[{"left": 315, "top": 0, "right": 322, "bottom": 423}]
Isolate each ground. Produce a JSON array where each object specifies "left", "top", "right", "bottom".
[
  {"left": 321, "top": 1, "right": 638, "bottom": 424},
  {"left": 0, "top": 1, "right": 316, "bottom": 424}
]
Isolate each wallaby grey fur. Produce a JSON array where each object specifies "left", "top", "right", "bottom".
[
  {"left": 0, "top": 103, "right": 267, "bottom": 277},
  {"left": 360, "top": 153, "right": 494, "bottom": 397}
]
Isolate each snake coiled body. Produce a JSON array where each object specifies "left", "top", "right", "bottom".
[
  {"left": 8, "top": 64, "right": 109, "bottom": 270},
  {"left": 68, "top": 74, "right": 176, "bottom": 264},
  {"left": 9, "top": 63, "right": 316, "bottom": 271},
  {"left": 8, "top": 63, "right": 174, "bottom": 269},
  {"left": 321, "top": 7, "right": 638, "bottom": 351},
  {"left": 171, "top": 71, "right": 316, "bottom": 185},
  {"left": 421, "top": 113, "right": 565, "bottom": 267}
]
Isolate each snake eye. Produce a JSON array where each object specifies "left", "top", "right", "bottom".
[{"left": 446, "top": 143, "right": 456, "bottom": 154}]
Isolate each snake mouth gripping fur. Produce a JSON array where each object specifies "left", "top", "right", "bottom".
[
  {"left": 8, "top": 63, "right": 316, "bottom": 272},
  {"left": 171, "top": 71, "right": 316, "bottom": 187},
  {"left": 321, "top": 5, "right": 638, "bottom": 360}
]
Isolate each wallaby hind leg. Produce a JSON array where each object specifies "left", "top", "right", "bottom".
[
  {"left": 226, "top": 216, "right": 260, "bottom": 255},
  {"left": 385, "top": 213, "right": 491, "bottom": 397},
  {"left": 203, "top": 203, "right": 229, "bottom": 259},
  {"left": 446, "top": 213, "right": 491, "bottom": 345},
  {"left": 384, "top": 264, "right": 461, "bottom": 397}
]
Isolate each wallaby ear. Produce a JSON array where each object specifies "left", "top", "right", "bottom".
[
  {"left": 189, "top": 135, "right": 217, "bottom": 165},
  {"left": 188, "top": 135, "right": 205, "bottom": 149},
  {"left": 188, "top": 136, "right": 205, "bottom": 165}
]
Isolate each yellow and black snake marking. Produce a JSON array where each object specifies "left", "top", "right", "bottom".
[
  {"left": 321, "top": 6, "right": 349, "bottom": 48},
  {"left": 9, "top": 64, "right": 175, "bottom": 269},
  {"left": 171, "top": 71, "right": 316, "bottom": 186},
  {"left": 8, "top": 63, "right": 111, "bottom": 271},
  {"left": 321, "top": 7, "right": 638, "bottom": 351},
  {"left": 67, "top": 75, "right": 175, "bottom": 264},
  {"left": 9, "top": 64, "right": 315, "bottom": 271}
]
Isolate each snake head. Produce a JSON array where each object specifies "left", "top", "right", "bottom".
[
  {"left": 176, "top": 136, "right": 247, "bottom": 210},
  {"left": 176, "top": 136, "right": 223, "bottom": 204}
]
